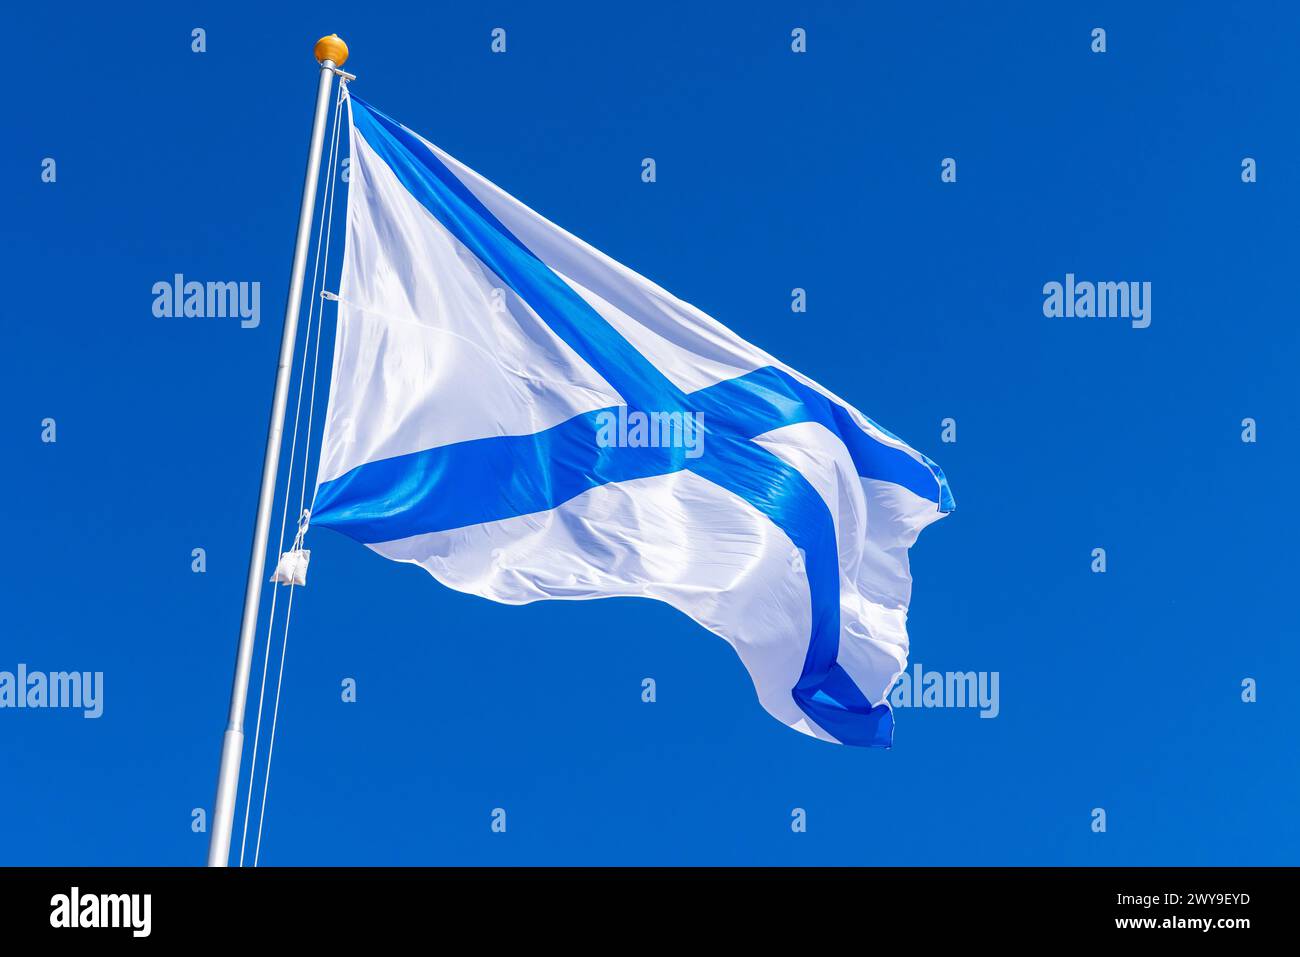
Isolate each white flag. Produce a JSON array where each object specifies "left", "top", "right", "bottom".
[{"left": 311, "top": 94, "right": 954, "bottom": 747}]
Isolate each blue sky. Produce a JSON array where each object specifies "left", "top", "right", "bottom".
[{"left": 4, "top": 1, "right": 1296, "bottom": 865}]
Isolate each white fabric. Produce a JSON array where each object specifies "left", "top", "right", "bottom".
[
  {"left": 270, "top": 549, "right": 311, "bottom": 587},
  {"left": 313, "top": 96, "right": 950, "bottom": 744}
]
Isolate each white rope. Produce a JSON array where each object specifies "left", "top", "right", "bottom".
[
  {"left": 251, "top": 80, "right": 348, "bottom": 866},
  {"left": 235, "top": 85, "right": 340, "bottom": 868},
  {"left": 303, "top": 90, "right": 348, "bottom": 520}
]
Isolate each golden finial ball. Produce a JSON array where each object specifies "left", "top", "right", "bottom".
[{"left": 314, "top": 34, "right": 349, "bottom": 67}]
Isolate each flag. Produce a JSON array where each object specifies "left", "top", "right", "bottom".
[{"left": 310, "top": 94, "right": 954, "bottom": 747}]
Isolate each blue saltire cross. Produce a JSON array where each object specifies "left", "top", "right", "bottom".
[{"left": 312, "top": 96, "right": 953, "bottom": 746}]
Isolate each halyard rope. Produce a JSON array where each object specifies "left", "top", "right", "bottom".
[{"left": 239, "top": 78, "right": 347, "bottom": 866}]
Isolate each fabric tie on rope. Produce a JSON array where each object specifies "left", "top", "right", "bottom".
[{"left": 270, "top": 510, "right": 312, "bottom": 587}]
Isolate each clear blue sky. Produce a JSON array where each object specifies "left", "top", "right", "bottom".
[{"left": 4, "top": 1, "right": 1296, "bottom": 865}]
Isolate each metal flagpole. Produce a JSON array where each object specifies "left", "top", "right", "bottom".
[{"left": 207, "top": 34, "right": 350, "bottom": 868}]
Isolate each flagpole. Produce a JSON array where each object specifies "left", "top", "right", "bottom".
[{"left": 206, "top": 34, "right": 349, "bottom": 868}]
